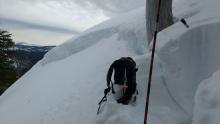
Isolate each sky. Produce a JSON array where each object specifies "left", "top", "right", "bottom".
[{"left": 0, "top": 0, "right": 144, "bottom": 45}]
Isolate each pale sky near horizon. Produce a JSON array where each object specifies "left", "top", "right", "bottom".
[{"left": 0, "top": 0, "right": 144, "bottom": 45}]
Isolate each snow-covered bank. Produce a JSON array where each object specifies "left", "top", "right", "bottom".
[
  {"left": 193, "top": 70, "right": 220, "bottom": 124},
  {"left": 41, "top": 7, "right": 147, "bottom": 65},
  {"left": 0, "top": 0, "right": 220, "bottom": 124},
  {"left": 0, "top": 7, "right": 148, "bottom": 124},
  {"left": 157, "top": 21, "right": 220, "bottom": 117}
]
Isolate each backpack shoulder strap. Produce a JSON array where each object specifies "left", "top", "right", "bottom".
[{"left": 106, "top": 60, "right": 116, "bottom": 88}]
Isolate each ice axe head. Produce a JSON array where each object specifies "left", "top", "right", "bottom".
[{"left": 181, "top": 18, "right": 189, "bottom": 28}]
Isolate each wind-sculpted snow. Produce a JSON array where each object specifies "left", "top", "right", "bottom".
[
  {"left": 193, "top": 70, "right": 220, "bottom": 124},
  {"left": 41, "top": 7, "right": 147, "bottom": 65},
  {"left": 1, "top": 0, "right": 220, "bottom": 124},
  {"left": 41, "top": 27, "right": 119, "bottom": 65},
  {"left": 157, "top": 21, "right": 220, "bottom": 116}
]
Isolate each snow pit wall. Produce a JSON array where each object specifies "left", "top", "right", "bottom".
[{"left": 157, "top": 22, "right": 220, "bottom": 118}]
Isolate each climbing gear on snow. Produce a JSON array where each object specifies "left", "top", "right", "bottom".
[{"left": 106, "top": 57, "right": 138, "bottom": 105}]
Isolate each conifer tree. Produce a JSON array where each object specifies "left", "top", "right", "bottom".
[{"left": 0, "top": 29, "right": 17, "bottom": 94}]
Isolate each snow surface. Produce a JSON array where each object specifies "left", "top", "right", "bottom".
[
  {"left": 193, "top": 70, "right": 220, "bottom": 124},
  {"left": 1, "top": 0, "right": 220, "bottom": 124}
]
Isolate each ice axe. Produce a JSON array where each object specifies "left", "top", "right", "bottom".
[{"left": 181, "top": 18, "right": 190, "bottom": 28}]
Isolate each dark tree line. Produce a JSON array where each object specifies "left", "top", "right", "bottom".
[{"left": 0, "top": 29, "right": 18, "bottom": 95}]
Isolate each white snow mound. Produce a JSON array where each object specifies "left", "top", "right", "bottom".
[{"left": 0, "top": 0, "right": 220, "bottom": 124}]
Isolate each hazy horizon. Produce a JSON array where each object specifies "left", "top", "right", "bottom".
[{"left": 0, "top": 0, "right": 144, "bottom": 45}]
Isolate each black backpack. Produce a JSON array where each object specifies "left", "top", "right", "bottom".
[{"left": 106, "top": 57, "right": 138, "bottom": 104}]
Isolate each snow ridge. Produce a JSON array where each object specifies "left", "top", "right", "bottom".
[{"left": 1, "top": 0, "right": 220, "bottom": 124}]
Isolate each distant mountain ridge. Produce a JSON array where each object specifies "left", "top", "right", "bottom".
[
  {"left": 14, "top": 43, "right": 55, "bottom": 76},
  {"left": 0, "top": 43, "right": 55, "bottom": 95}
]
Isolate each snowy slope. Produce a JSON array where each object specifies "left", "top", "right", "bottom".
[
  {"left": 0, "top": 0, "right": 220, "bottom": 124},
  {"left": 193, "top": 70, "right": 220, "bottom": 124}
]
